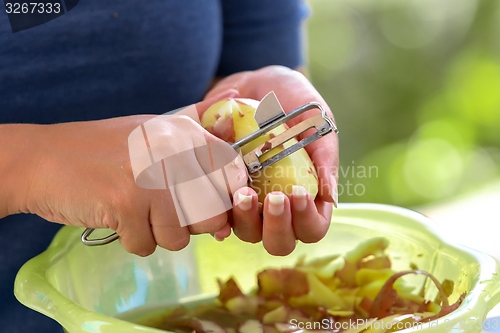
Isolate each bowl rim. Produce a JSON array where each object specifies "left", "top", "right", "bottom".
[{"left": 14, "top": 203, "right": 500, "bottom": 333}]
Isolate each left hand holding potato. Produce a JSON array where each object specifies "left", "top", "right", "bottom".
[{"left": 205, "top": 65, "right": 339, "bottom": 256}]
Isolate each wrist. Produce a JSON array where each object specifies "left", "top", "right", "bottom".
[{"left": 0, "top": 124, "right": 44, "bottom": 218}]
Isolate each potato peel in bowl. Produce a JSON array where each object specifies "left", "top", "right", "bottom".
[{"left": 143, "top": 237, "right": 466, "bottom": 333}]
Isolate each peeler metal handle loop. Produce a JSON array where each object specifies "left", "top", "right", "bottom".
[{"left": 81, "top": 228, "right": 119, "bottom": 246}]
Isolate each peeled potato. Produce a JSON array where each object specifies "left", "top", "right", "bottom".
[{"left": 201, "top": 98, "right": 319, "bottom": 203}]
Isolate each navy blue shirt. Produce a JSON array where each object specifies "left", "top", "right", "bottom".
[{"left": 0, "top": 1, "right": 308, "bottom": 332}]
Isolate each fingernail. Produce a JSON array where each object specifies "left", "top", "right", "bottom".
[
  {"left": 292, "top": 185, "right": 307, "bottom": 211},
  {"left": 236, "top": 192, "right": 252, "bottom": 211},
  {"left": 329, "top": 175, "right": 338, "bottom": 208},
  {"left": 268, "top": 192, "right": 285, "bottom": 216}
]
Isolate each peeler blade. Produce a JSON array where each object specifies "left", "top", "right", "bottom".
[{"left": 254, "top": 91, "right": 286, "bottom": 129}]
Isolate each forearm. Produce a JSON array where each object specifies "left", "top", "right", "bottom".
[{"left": 0, "top": 124, "right": 42, "bottom": 218}]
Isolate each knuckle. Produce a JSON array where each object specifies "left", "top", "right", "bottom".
[
  {"left": 245, "top": 236, "right": 262, "bottom": 244},
  {"left": 135, "top": 244, "right": 156, "bottom": 257},
  {"left": 272, "top": 247, "right": 295, "bottom": 257},
  {"left": 100, "top": 210, "right": 118, "bottom": 231},
  {"left": 234, "top": 229, "right": 262, "bottom": 244},
  {"left": 300, "top": 233, "right": 324, "bottom": 244},
  {"left": 122, "top": 240, "right": 156, "bottom": 257},
  {"left": 299, "top": 226, "right": 328, "bottom": 244},
  {"left": 162, "top": 235, "right": 190, "bottom": 251},
  {"left": 189, "top": 213, "right": 227, "bottom": 234},
  {"left": 264, "top": 242, "right": 295, "bottom": 257},
  {"left": 173, "top": 114, "right": 198, "bottom": 128}
]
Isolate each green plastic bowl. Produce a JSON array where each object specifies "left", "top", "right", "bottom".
[{"left": 15, "top": 203, "right": 500, "bottom": 333}]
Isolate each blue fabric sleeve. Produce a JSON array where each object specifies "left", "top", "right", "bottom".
[{"left": 216, "top": 0, "right": 310, "bottom": 76}]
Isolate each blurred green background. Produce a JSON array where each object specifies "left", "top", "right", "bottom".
[{"left": 306, "top": 0, "right": 500, "bottom": 207}]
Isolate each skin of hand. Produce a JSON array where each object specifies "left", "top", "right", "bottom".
[
  {"left": 0, "top": 90, "right": 248, "bottom": 257},
  {"left": 205, "top": 65, "right": 339, "bottom": 256}
]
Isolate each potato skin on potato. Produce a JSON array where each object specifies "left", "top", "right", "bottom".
[{"left": 201, "top": 98, "right": 319, "bottom": 203}]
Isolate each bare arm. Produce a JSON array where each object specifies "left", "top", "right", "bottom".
[{"left": 0, "top": 124, "right": 42, "bottom": 218}]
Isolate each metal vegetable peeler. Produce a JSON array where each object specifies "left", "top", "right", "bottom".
[{"left": 81, "top": 91, "right": 338, "bottom": 246}]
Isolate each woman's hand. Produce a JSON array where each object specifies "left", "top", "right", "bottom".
[
  {"left": 0, "top": 66, "right": 338, "bottom": 258},
  {"left": 0, "top": 91, "right": 247, "bottom": 256},
  {"left": 205, "top": 65, "right": 339, "bottom": 256}
]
